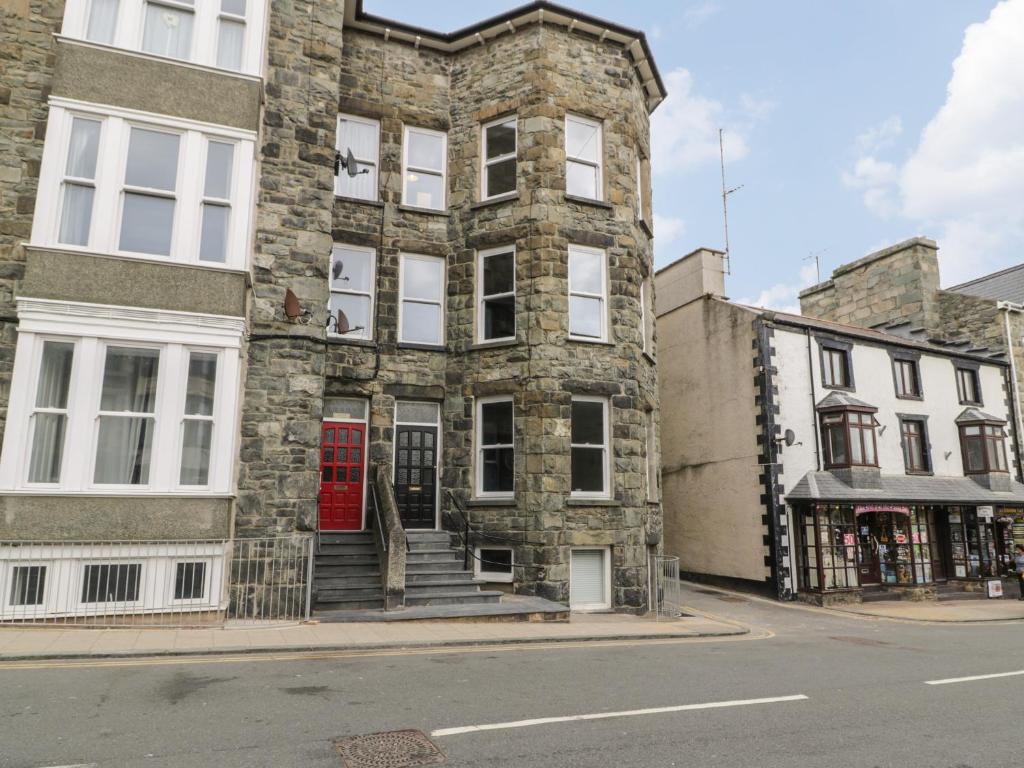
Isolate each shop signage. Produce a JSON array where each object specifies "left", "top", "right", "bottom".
[
  {"left": 978, "top": 506, "right": 994, "bottom": 520},
  {"left": 955, "top": 565, "right": 967, "bottom": 578},
  {"left": 894, "top": 533, "right": 907, "bottom": 544},
  {"left": 912, "top": 532, "right": 920, "bottom": 544},
  {"left": 949, "top": 512, "right": 962, "bottom": 524},
  {"left": 987, "top": 580, "right": 1003, "bottom": 599},
  {"left": 855, "top": 504, "right": 911, "bottom": 516},
  {"left": 843, "top": 533, "right": 856, "bottom": 547}
]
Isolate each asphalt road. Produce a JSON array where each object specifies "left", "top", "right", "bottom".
[{"left": 3, "top": 585, "right": 1024, "bottom": 768}]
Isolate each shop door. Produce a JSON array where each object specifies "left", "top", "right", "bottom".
[
  {"left": 319, "top": 422, "right": 365, "bottom": 531},
  {"left": 857, "top": 514, "right": 882, "bottom": 585},
  {"left": 394, "top": 425, "right": 438, "bottom": 529}
]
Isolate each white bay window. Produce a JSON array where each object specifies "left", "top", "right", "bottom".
[
  {"left": 568, "top": 244, "right": 608, "bottom": 342},
  {"left": 565, "top": 114, "right": 603, "bottom": 200},
  {"left": 62, "top": 0, "right": 266, "bottom": 76},
  {"left": 0, "top": 299, "right": 243, "bottom": 494},
  {"left": 34, "top": 100, "right": 255, "bottom": 270}
]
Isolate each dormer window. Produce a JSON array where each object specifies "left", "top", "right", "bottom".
[
  {"left": 892, "top": 356, "right": 921, "bottom": 398},
  {"left": 820, "top": 343, "right": 853, "bottom": 389},
  {"left": 955, "top": 366, "right": 982, "bottom": 406}
]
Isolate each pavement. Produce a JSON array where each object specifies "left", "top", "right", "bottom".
[
  {"left": 828, "top": 596, "right": 1024, "bottom": 622},
  {"left": 0, "top": 605, "right": 747, "bottom": 661}
]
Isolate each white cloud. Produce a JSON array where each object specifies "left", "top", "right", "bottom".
[
  {"left": 844, "top": 0, "right": 1024, "bottom": 283},
  {"left": 651, "top": 68, "right": 770, "bottom": 176},
  {"left": 683, "top": 2, "right": 720, "bottom": 29},
  {"left": 652, "top": 213, "right": 685, "bottom": 245},
  {"left": 854, "top": 115, "right": 903, "bottom": 155},
  {"left": 737, "top": 263, "right": 819, "bottom": 315}
]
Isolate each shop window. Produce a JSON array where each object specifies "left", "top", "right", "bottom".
[
  {"left": 476, "top": 397, "right": 514, "bottom": 497},
  {"left": 908, "top": 508, "right": 934, "bottom": 584},
  {"left": 570, "top": 397, "right": 609, "bottom": 498},
  {"left": 893, "top": 357, "right": 921, "bottom": 398},
  {"left": 565, "top": 114, "right": 603, "bottom": 200},
  {"left": 335, "top": 114, "right": 379, "bottom": 201},
  {"left": 900, "top": 418, "right": 930, "bottom": 474},
  {"left": 568, "top": 245, "right": 608, "bottom": 342},
  {"left": 329, "top": 244, "right": 376, "bottom": 340},
  {"left": 478, "top": 247, "right": 516, "bottom": 343},
  {"left": 402, "top": 126, "right": 447, "bottom": 211},
  {"left": 949, "top": 508, "right": 999, "bottom": 578},
  {"left": 803, "top": 504, "right": 858, "bottom": 591},
  {"left": 474, "top": 547, "right": 513, "bottom": 583},
  {"left": 960, "top": 423, "right": 1008, "bottom": 474},
  {"left": 955, "top": 366, "right": 982, "bottom": 405},
  {"left": 821, "top": 346, "right": 852, "bottom": 389},
  {"left": 481, "top": 116, "right": 516, "bottom": 200},
  {"left": 820, "top": 409, "right": 878, "bottom": 469}
]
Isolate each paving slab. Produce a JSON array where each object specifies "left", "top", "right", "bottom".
[{"left": 830, "top": 598, "right": 1024, "bottom": 622}]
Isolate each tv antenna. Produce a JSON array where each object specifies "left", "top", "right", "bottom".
[
  {"left": 335, "top": 147, "right": 369, "bottom": 178},
  {"left": 804, "top": 249, "right": 827, "bottom": 284},
  {"left": 719, "top": 128, "right": 743, "bottom": 275}
]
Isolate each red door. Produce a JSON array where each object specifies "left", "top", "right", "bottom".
[{"left": 319, "top": 422, "right": 366, "bottom": 531}]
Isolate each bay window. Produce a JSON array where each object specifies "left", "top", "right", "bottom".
[
  {"left": 0, "top": 299, "right": 242, "bottom": 494},
  {"left": 481, "top": 116, "right": 516, "bottom": 199},
  {"left": 820, "top": 409, "right": 878, "bottom": 469},
  {"left": 960, "top": 422, "right": 1008, "bottom": 474},
  {"left": 565, "top": 114, "right": 603, "bottom": 200},
  {"left": 568, "top": 245, "right": 607, "bottom": 342},
  {"left": 399, "top": 253, "right": 445, "bottom": 346},
  {"left": 476, "top": 397, "right": 514, "bottom": 497},
  {"left": 477, "top": 246, "right": 515, "bottom": 343},
  {"left": 402, "top": 126, "right": 446, "bottom": 211},
  {"left": 63, "top": 0, "right": 265, "bottom": 75},
  {"left": 34, "top": 101, "right": 255, "bottom": 270},
  {"left": 570, "top": 397, "right": 610, "bottom": 498},
  {"left": 329, "top": 244, "right": 376, "bottom": 340}
]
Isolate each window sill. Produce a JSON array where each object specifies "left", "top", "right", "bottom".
[
  {"left": 959, "top": 400, "right": 984, "bottom": 407},
  {"left": 905, "top": 470, "right": 934, "bottom": 477},
  {"left": 466, "top": 497, "right": 518, "bottom": 508},
  {"left": 821, "top": 384, "right": 856, "bottom": 393},
  {"left": 471, "top": 192, "right": 518, "bottom": 210},
  {"left": 565, "top": 194, "right": 613, "bottom": 210},
  {"left": 398, "top": 204, "right": 449, "bottom": 217},
  {"left": 638, "top": 218, "right": 654, "bottom": 238},
  {"left": 895, "top": 394, "right": 924, "bottom": 402},
  {"left": 327, "top": 335, "right": 377, "bottom": 349},
  {"left": 646, "top": 499, "right": 661, "bottom": 506},
  {"left": 335, "top": 194, "right": 384, "bottom": 208},
  {"left": 477, "top": 574, "right": 515, "bottom": 583},
  {"left": 568, "top": 337, "right": 615, "bottom": 347},
  {"left": 566, "top": 497, "right": 618, "bottom": 507},
  {"left": 642, "top": 351, "right": 656, "bottom": 365},
  {"left": 469, "top": 339, "right": 519, "bottom": 351},
  {"left": 397, "top": 342, "right": 447, "bottom": 352}
]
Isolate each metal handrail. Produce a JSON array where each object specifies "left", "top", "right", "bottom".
[
  {"left": 368, "top": 471, "right": 387, "bottom": 554},
  {"left": 443, "top": 490, "right": 537, "bottom": 572}
]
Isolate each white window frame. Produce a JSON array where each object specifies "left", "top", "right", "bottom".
[
  {"left": 398, "top": 252, "right": 446, "bottom": 347},
  {"left": 570, "top": 395, "right": 611, "bottom": 499},
  {"left": 476, "top": 245, "right": 516, "bottom": 344},
  {"left": 33, "top": 99, "right": 256, "bottom": 271},
  {"left": 328, "top": 243, "right": 376, "bottom": 341},
  {"left": 168, "top": 558, "right": 212, "bottom": 604},
  {"left": 335, "top": 114, "right": 380, "bottom": 201},
  {"left": 636, "top": 151, "right": 644, "bottom": 221},
  {"left": 60, "top": 0, "right": 268, "bottom": 76},
  {"left": 568, "top": 244, "right": 609, "bottom": 343},
  {"left": 475, "top": 395, "right": 514, "bottom": 499},
  {"left": 565, "top": 114, "right": 603, "bottom": 201},
  {"left": 569, "top": 546, "right": 611, "bottom": 611},
  {"left": 645, "top": 410, "right": 659, "bottom": 502},
  {"left": 0, "top": 298, "right": 244, "bottom": 495},
  {"left": 474, "top": 546, "right": 514, "bottom": 583},
  {"left": 480, "top": 115, "right": 517, "bottom": 201},
  {"left": 401, "top": 125, "right": 447, "bottom": 211}
]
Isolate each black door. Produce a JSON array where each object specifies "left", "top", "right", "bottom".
[{"left": 394, "top": 425, "right": 438, "bottom": 528}]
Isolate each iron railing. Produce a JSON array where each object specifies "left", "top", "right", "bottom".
[
  {"left": 0, "top": 535, "right": 314, "bottom": 627},
  {"left": 442, "top": 490, "right": 536, "bottom": 576},
  {"left": 652, "top": 555, "right": 682, "bottom": 620}
]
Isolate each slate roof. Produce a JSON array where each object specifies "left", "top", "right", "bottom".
[
  {"left": 956, "top": 407, "right": 1007, "bottom": 424},
  {"left": 786, "top": 472, "right": 1024, "bottom": 505},
  {"left": 948, "top": 263, "right": 1024, "bottom": 305},
  {"left": 817, "top": 392, "right": 876, "bottom": 410}
]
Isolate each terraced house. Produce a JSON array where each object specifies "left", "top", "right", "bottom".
[{"left": 0, "top": 0, "right": 665, "bottom": 621}]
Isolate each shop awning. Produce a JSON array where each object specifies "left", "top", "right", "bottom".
[{"left": 786, "top": 471, "right": 1024, "bottom": 505}]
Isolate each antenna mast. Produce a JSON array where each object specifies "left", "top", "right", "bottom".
[{"left": 719, "top": 128, "right": 743, "bottom": 276}]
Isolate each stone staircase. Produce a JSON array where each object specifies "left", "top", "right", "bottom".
[
  {"left": 405, "top": 531, "right": 503, "bottom": 607},
  {"left": 313, "top": 532, "right": 385, "bottom": 611}
]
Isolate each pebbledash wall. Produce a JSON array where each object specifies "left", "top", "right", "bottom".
[{"left": 237, "top": 4, "right": 664, "bottom": 610}]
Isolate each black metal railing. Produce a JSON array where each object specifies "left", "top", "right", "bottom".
[
  {"left": 443, "top": 490, "right": 531, "bottom": 572},
  {"left": 367, "top": 472, "right": 387, "bottom": 554}
]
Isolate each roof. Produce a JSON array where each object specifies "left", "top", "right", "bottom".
[
  {"left": 346, "top": 1, "right": 666, "bottom": 112},
  {"left": 786, "top": 471, "right": 1024, "bottom": 505},
  {"left": 956, "top": 407, "right": 1007, "bottom": 424},
  {"left": 948, "top": 263, "right": 1024, "bottom": 305},
  {"left": 817, "top": 392, "right": 875, "bottom": 411}
]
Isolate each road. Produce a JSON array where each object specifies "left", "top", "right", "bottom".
[{"left": 2, "top": 584, "right": 1024, "bottom": 768}]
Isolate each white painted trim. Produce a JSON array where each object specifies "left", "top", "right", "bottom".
[
  {"left": 401, "top": 125, "right": 447, "bottom": 211},
  {"left": 567, "top": 244, "right": 609, "bottom": 343},
  {"left": 48, "top": 97, "right": 258, "bottom": 140},
  {"left": 328, "top": 243, "right": 377, "bottom": 341},
  {"left": 569, "top": 546, "right": 611, "bottom": 610},
  {"left": 397, "top": 252, "right": 446, "bottom": 346},
  {"left": 564, "top": 113, "right": 603, "bottom": 201},
  {"left": 476, "top": 245, "right": 516, "bottom": 344},
  {"left": 480, "top": 115, "right": 517, "bottom": 201},
  {"left": 473, "top": 545, "right": 514, "bottom": 583},
  {"left": 474, "top": 394, "right": 514, "bottom": 499},
  {"left": 569, "top": 395, "right": 611, "bottom": 499},
  {"left": 393, "top": 400, "right": 443, "bottom": 530}
]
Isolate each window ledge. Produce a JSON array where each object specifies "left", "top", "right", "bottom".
[
  {"left": 566, "top": 497, "right": 618, "bottom": 507},
  {"left": 895, "top": 394, "right": 925, "bottom": 402},
  {"left": 638, "top": 218, "right": 654, "bottom": 238},
  {"left": 466, "top": 497, "right": 518, "bottom": 508},
  {"left": 821, "top": 384, "right": 856, "bottom": 393},
  {"left": 905, "top": 470, "right": 934, "bottom": 477},
  {"left": 327, "top": 335, "right": 377, "bottom": 349},
  {"left": 959, "top": 400, "right": 984, "bottom": 407},
  {"left": 471, "top": 192, "right": 519, "bottom": 210},
  {"left": 469, "top": 339, "right": 519, "bottom": 351},
  {"left": 565, "top": 194, "right": 613, "bottom": 210},
  {"left": 398, "top": 204, "right": 449, "bottom": 217},
  {"left": 335, "top": 194, "right": 384, "bottom": 208},
  {"left": 397, "top": 342, "right": 447, "bottom": 352},
  {"left": 568, "top": 337, "right": 615, "bottom": 347},
  {"left": 646, "top": 499, "right": 661, "bottom": 506},
  {"left": 642, "top": 351, "right": 656, "bottom": 365}
]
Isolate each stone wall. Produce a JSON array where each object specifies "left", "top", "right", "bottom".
[{"left": 0, "top": 0, "right": 63, "bottom": 441}]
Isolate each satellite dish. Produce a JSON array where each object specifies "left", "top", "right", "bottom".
[
  {"left": 336, "top": 309, "right": 351, "bottom": 334},
  {"left": 783, "top": 429, "right": 797, "bottom": 447},
  {"left": 332, "top": 259, "right": 345, "bottom": 281},
  {"left": 284, "top": 288, "right": 302, "bottom": 321},
  {"left": 335, "top": 148, "right": 369, "bottom": 178}
]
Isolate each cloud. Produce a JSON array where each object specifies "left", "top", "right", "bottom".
[
  {"left": 651, "top": 68, "right": 771, "bottom": 176},
  {"left": 854, "top": 116, "right": 903, "bottom": 155},
  {"left": 683, "top": 2, "right": 720, "bottom": 29},
  {"left": 652, "top": 213, "right": 685, "bottom": 245},
  {"left": 737, "top": 263, "right": 819, "bottom": 315},
  {"left": 843, "top": 0, "right": 1024, "bottom": 283}
]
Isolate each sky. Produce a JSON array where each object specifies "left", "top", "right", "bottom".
[{"left": 368, "top": 0, "right": 1024, "bottom": 312}]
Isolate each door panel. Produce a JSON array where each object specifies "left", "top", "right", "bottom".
[
  {"left": 319, "top": 422, "right": 365, "bottom": 531},
  {"left": 394, "top": 425, "right": 437, "bottom": 529}
]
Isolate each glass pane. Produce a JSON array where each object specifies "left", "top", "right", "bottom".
[
  {"left": 185, "top": 352, "right": 217, "bottom": 416},
  {"left": 405, "top": 171, "right": 444, "bottom": 209},
  {"left": 402, "top": 257, "right": 443, "bottom": 301},
  {"left": 484, "top": 295, "right": 515, "bottom": 340},
  {"left": 481, "top": 400, "right": 513, "bottom": 445},
  {"left": 174, "top": 562, "right": 206, "bottom": 600},
  {"left": 340, "top": 118, "right": 378, "bottom": 161},
  {"left": 571, "top": 447, "right": 604, "bottom": 492},
  {"left": 100, "top": 347, "right": 159, "bottom": 412},
  {"left": 125, "top": 128, "right": 180, "bottom": 190},
  {"left": 407, "top": 130, "right": 443, "bottom": 171},
  {"left": 482, "top": 447, "right": 514, "bottom": 493},
  {"left": 29, "top": 413, "right": 67, "bottom": 483},
  {"left": 180, "top": 420, "right": 212, "bottom": 485},
  {"left": 566, "top": 117, "right": 599, "bottom": 161},
  {"left": 120, "top": 193, "right": 174, "bottom": 255},
  {"left": 81, "top": 564, "right": 140, "bottom": 602},
  {"left": 329, "top": 293, "right": 371, "bottom": 337},
  {"left": 862, "top": 431, "right": 875, "bottom": 464},
  {"left": 142, "top": 2, "right": 194, "bottom": 59},
  {"left": 401, "top": 302, "right": 442, "bottom": 345},
  {"left": 569, "top": 295, "right": 603, "bottom": 338},
  {"left": 35, "top": 341, "right": 74, "bottom": 410},
  {"left": 571, "top": 400, "right": 604, "bottom": 445},
  {"left": 485, "top": 120, "right": 516, "bottom": 159},
  {"left": 337, "top": 163, "right": 377, "bottom": 201},
  {"left": 221, "top": 0, "right": 245, "bottom": 13},
  {"left": 566, "top": 161, "right": 598, "bottom": 199},
  {"left": 204, "top": 141, "right": 234, "bottom": 199},
  {"left": 95, "top": 416, "right": 154, "bottom": 484},
  {"left": 569, "top": 249, "right": 603, "bottom": 294},
  {"left": 323, "top": 397, "right": 367, "bottom": 420},
  {"left": 66, "top": 118, "right": 101, "bottom": 179},
  {"left": 199, "top": 203, "right": 229, "bottom": 263},
  {"left": 850, "top": 429, "right": 864, "bottom": 464},
  {"left": 965, "top": 439, "right": 984, "bottom": 471},
  {"left": 483, "top": 251, "right": 514, "bottom": 296},
  {"left": 828, "top": 427, "right": 848, "bottom": 465},
  {"left": 479, "top": 548, "right": 512, "bottom": 573},
  {"left": 216, "top": 19, "right": 245, "bottom": 70},
  {"left": 486, "top": 158, "right": 516, "bottom": 198},
  {"left": 58, "top": 184, "right": 95, "bottom": 246},
  {"left": 10, "top": 566, "right": 46, "bottom": 606},
  {"left": 396, "top": 402, "right": 439, "bottom": 424},
  {"left": 86, "top": 0, "right": 120, "bottom": 43},
  {"left": 331, "top": 246, "right": 373, "bottom": 293}
]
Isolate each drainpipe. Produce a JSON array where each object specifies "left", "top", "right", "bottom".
[
  {"left": 998, "top": 302, "right": 1024, "bottom": 482},
  {"left": 804, "top": 328, "right": 822, "bottom": 471}
]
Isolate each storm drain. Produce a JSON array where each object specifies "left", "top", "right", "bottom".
[{"left": 334, "top": 730, "right": 446, "bottom": 768}]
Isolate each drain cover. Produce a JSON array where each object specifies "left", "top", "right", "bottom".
[{"left": 335, "top": 730, "right": 446, "bottom": 768}]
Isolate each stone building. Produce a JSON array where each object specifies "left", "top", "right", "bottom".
[
  {"left": 657, "top": 249, "right": 1024, "bottom": 604},
  {"left": 0, "top": 0, "right": 665, "bottom": 619}
]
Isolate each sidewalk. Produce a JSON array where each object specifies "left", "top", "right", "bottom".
[
  {"left": 827, "top": 598, "right": 1024, "bottom": 623},
  {"left": 0, "top": 609, "right": 749, "bottom": 662}
]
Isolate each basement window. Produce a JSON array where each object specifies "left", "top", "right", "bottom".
[
  {"left": 173, "top": 561, "right": 207, "bottom": 600},
  {"left": 9, "top": 566, "right": 47, "bottom": 606},
  {"left": 475, "top": 547, "right": 513, "bottom": 583},
  {"left": 81, "top": 563, "right": 141, "bottom": 603}
]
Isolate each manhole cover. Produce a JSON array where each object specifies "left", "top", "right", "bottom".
[
  {"left": 335, "top": 730, "right": 446, "bottom": 768},
  {"left": 717, "top": 595, "right": 749, "bottom": 603}
]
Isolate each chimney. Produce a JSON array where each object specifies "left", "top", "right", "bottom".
[{"left": 654, "top": 247, "right": 727, "bottom": 317}]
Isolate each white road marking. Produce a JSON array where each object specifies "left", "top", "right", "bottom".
[
  {"left": 926, "top": 669, "right": 1024, "bottom": 686},
  {"left": 431, "top": 694, "right": 809, "bottom": 737}
]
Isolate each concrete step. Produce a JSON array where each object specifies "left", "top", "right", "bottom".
[
  {"left": 315, "top": 563, "right": 379, "bottom": 577},
  {"left": 319, "top": 532, "right": 374, "bottom": 544},
  {"left": 405, "top": 560, "right": 470, "bottom": 573},
  {"left": 315, "top": 554, "right": 379, "bottom": 567},
  {"left": 316, "top": 586, "right": 383, "bottom": 602},
  {"left": 316, "top": 574, "right": 381, "bottom": 589},
  {"left": 405, "top": 569, "right": 477, "bottom": 584},
  {"left": 315, "top": 598, "right": 385, "bottom": 611},
  {"left": 317, "top": 542, "right": 378, "bottom": 556},
  {"left": 405, "top": 589, "right": 503, "bottom": 607},
  {"left": 406, "top": 549, "right": 461, "bottom": 563},
  {"left": 405, "top": 581, "right": 488, "bottom": 596}
]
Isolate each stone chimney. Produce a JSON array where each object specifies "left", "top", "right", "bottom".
[
  {"left": 654, "top": 247, "right": 727, "bottom": 317},
  {"left": 799, "top": 237, "right": 940, "bottom": 331}
]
